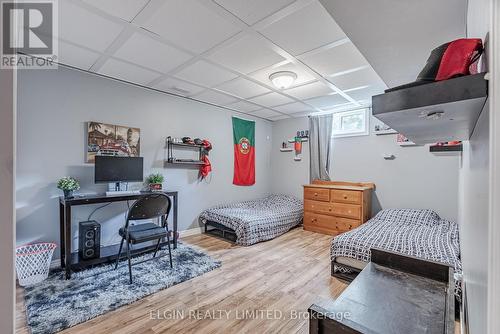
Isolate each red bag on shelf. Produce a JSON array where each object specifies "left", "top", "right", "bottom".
[
  {"left": 386, "top": 38, "right": 483, "bottom": 93},
  {"left": 435, "top": 38, "right": 483, "bottom": 81}
]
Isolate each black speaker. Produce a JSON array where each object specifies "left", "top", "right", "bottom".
[{"left": 78, "top": 220, "right": 101, "bottom": 260}]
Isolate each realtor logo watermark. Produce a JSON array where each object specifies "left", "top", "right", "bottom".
[{"left": 1, "top": 0, "right": 58, "bottom": 69}]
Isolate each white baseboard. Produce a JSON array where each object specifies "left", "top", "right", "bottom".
[
  {"left": 49, "top": 227, "right": 204, "bottom": 270},
  {"left": 179, "top": 226, "right": 204, "bottom": 237}
]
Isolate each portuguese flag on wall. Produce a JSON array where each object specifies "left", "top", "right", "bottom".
[{"left": 232, "top": 117, "right": 255, "bottom": 186}]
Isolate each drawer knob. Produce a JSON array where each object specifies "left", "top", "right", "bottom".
[
  {"left": 311, "top": 218, "right": 317, "bottom": 223},
  {"left": 328, "top": 208, "right": 332, "bottom": 211},
  {"left": 314, "top": 193, "right": 318, "bottom": 196},
  {"left": 343, "top": 195, "right": 348, "bottom": 199}
]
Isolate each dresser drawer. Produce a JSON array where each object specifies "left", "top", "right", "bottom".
[
  {"left": 334, "top": 216, "right": 361, "bottom": 232},
  {"left": 304, "top": 200, "right": 361, "bottom": 220},
  {"left": 331, "top": 189, "right": 362, "bottom": 204},
  {"left": 304, "top": 187, "right": 330, "bottom": 202},
  {"left": 304, "top": 213, "right": 360, "bottom": 235}
]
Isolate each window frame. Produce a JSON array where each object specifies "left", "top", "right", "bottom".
[{"left": 331, "top": 108, "right": 370, "bottom": 138}]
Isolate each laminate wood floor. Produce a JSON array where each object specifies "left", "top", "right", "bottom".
[{"left": 16, "top": 228, "right": 459, "bottom": 334}]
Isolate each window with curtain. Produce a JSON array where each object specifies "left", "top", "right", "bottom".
[{"left": 331, "top": 108, "right": 370, "bottom": 138}]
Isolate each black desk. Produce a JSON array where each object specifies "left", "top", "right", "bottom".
[{"left": 59, "top": 191, "right": 178, "bottom": 279}]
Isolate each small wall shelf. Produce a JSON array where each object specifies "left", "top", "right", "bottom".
[
  {"left": 430, "top": 144, "right": 463, "bottom": 152},
  {"left": 280, "top": 148, "right": 293, "bottom": 152},
  {"left": 374, "top": 129, "right": 398, "bottom": 135},
  {"left": 288, "top": 137, "right": 308, "bottom": 143}
]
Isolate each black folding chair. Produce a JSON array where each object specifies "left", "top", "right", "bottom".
[{"left": 114, "top": 193, "right": 172, "bottom": 284}]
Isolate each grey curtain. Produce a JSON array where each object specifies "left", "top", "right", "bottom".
[{"left": 309, "top": 115, "right": 333, "bottom": 182}]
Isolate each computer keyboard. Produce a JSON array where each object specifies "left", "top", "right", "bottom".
[{"left": 105, "top": 190, "right": 142, "bottom": 196}]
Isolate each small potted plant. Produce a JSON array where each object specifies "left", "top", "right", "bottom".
[
  {"left": 57, "top": 177, "right": 80, "bottom": 199},
  {"left": 147, "top": 173, "right": 164, "bottom": 191}
]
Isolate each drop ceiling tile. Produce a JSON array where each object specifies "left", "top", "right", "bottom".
[
  {"left": 82, "top": 0, "right": 148, "bottom": 22},
  {"left": 213, "top": 0, "right": 295, "bottom": 25},
  {"left": 113, "top": 33, "right": 192, "bottom": 73},
  {"left": 226, "top": 100, "right": 262, "bottom": 112},
  {"left": 260, "top": 2, "right": 346, "bottom": 56},
  {"left": 216, "top": 77, "right": 271, "bottom": 99},
  {"left": 58, "top": 1, "right": 124, "bottom": 52},
  {"left": 284, "top": 81, "right": 333, "bottom": 100},
  {"left": 193, "top": 90, "right": 238, "bottom": 106},
  {"left": 142, "top": 0, "right": 241, "bottom": 54},
  {"left": 174, "top": 60, "right": 238, "bottom": 87},
  {"left": 207, "top": 34, "right": 286, "bottom": 74},
  {"left": 97, "top": 58, "right": 161, "bottom": 85},
  {"left": 273, "top": 102, "right": 312, "bottom": 114},
  {"left": 329, "top": 67, "right": 386, "bottom": 91},
  {"left": 305, "top": 94, "right": 349, "bottom": 109},
  {"left": 154, "top": 77, "right": 205, "bottom": 96},
  {"left": 248, "top": 92, "right": 294, "bottom": 107},
  {"left": 268, "top": 114, "right": 291, "bottom": 121},
  {"left": 250, "top": 109, "right": 282, "bottom": 118},
  {"left": 250, "top": 62, "right": 316, "bottom": 87},
  {"left": 290, "top": 111, "right": 313, "bottom": 117},
  {"left": 58, "top": 42, "right": 100, "bottom": 70},
  {"left": 344, "top": 85, "right": 386, "bottom": 102},
  {"left": 302, "top": 42, "right": 368, "bottom": 76}
]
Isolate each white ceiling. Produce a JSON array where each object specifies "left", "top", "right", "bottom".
[
  {"left": 319, "top": 0, "right": 467, "bottom": 88},
  {"left": 53, "top": 0, "right": 388, "bottom": 121}
]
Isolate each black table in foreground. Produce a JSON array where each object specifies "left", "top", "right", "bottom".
[
  {"left": 309, "top": 248, "right": 455, "bottom": 334},
  {"left": 59, "top": 191, "right": 178, "bottom": 279}
]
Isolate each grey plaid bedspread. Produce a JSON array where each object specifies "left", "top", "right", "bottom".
[
  {"left": 330, "top": 209, "right": 462, "bottom": 300},
  {"left": 199, "top": 194, "right": 303, "bottom": 246}
]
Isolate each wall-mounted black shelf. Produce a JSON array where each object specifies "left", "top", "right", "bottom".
[
  {"left": 165, "top": 136, "right": 205, "bottom": 167},
  {"left": 372, "top": 73, "right": 488, "bottom": 144},
  {"left": 168, "top": 141, "right": 204, "bottom": 149},
  {"left": 430, "top": 144, "right": 463, "bottom": 152},
  {"left": 166, "top": 159, "right": 204, "bottom": 166}
]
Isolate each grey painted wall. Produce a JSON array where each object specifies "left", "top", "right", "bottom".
[
  {"left": 0, "top": 66, "right": 15, "bottom": 333},
  {"left": 458, "top": 105, "right": 489, "bottom": 334},
  {"left": 16, "top": 67, "right": 272, "bottom": 259},
  {"left": 272, "top": 115, "right": 460, "bottom": 221},
  {"left": 458, "top": 0, "right": 491, "bottom": 332}
]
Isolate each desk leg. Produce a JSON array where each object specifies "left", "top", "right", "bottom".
[
  {"left": 173, "top": 193, "right": 178, "bottom": 249},
  {"left": 59, "top": 202, "right": 65, "bottom": 268},
  {"left": 64, "top": 205, "right": 72, "bottom": 279}
]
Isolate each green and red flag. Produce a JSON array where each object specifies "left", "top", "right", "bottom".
[{"left": 232, "top": 117, "right": 255, "bottom": 186}]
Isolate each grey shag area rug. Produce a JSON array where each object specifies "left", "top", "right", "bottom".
[{"left": 23, "top": 243, "right": 221, "bottom": 334}]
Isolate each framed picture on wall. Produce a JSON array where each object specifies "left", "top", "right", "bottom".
[{"left": 86, "top": 121, "right": 141, "bottom": 163}]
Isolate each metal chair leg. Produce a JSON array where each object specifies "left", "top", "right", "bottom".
[
  {"left": 115, "top": 237, "right": 125, "bottom": 269},
  {"left": 126, "top": 239, "right": 133, "bottom": 284},
  {"left": 166, "top": 228, "right": 173, "bottom": 268},
  {"left": 152, "top": 238, "right": 161, "bottom": 258}
]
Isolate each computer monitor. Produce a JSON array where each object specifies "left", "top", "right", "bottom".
[{"left": 94, "top": 156, "right": 144, "bottom": 184}]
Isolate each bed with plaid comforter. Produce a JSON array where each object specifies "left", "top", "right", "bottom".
[
  {"left": 331, "top": 208, "right": 462, "bottom": 301},
  {"left": 199, "top": 194, "right": 303, "bottom": 246}
]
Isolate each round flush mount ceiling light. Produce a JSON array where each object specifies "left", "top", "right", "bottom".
[{"left": 269, "top": 71, "right": 297, "bottom": 89}]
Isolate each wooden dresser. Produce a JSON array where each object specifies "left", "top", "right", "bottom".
[{"left": 303, "top": 180, "right": 375, "bottom": 235}]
